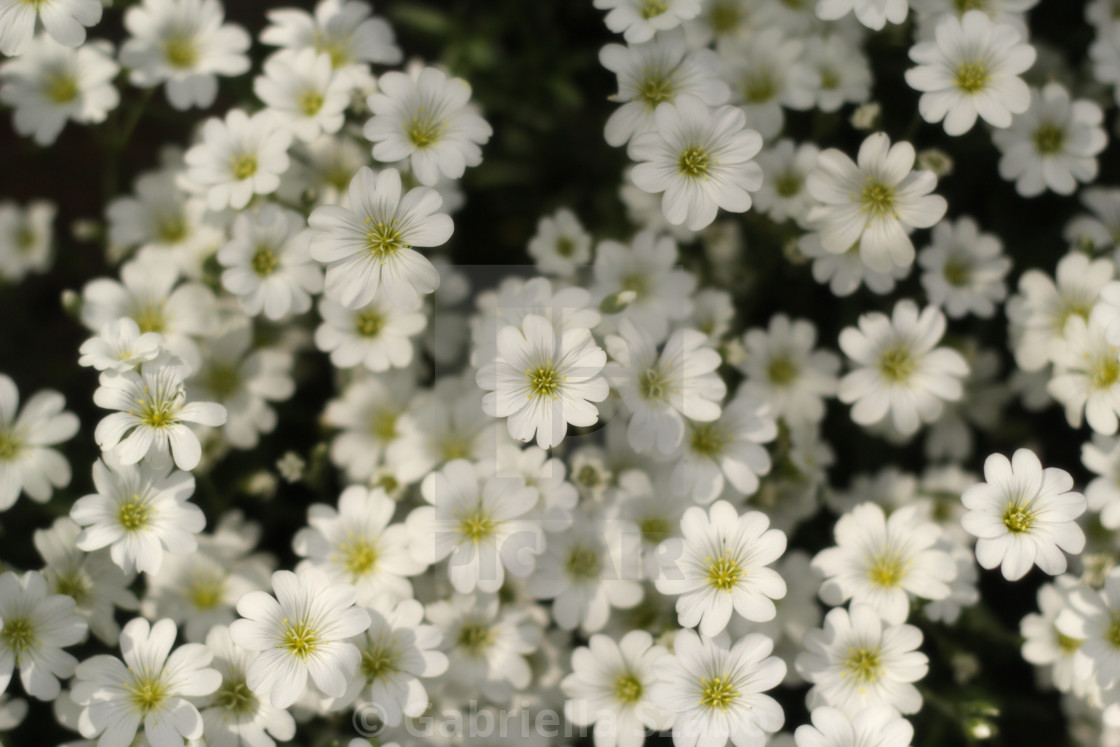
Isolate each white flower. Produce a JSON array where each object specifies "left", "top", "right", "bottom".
[
  {"left": 672, "top": 391, "right": 776, "bottom": 503},
  {"left": 34, "top": 517, "right": 139, "bottom": 646},
  {"left": 0, "top": 0, "right": 101, "bottom": 56},
  {"left": 527, "top": 207, "right": 592, "bottom": 276},
  {"left": 364, "top": 66, "right": 493, "bottom": 186},
  {"left": 293, "top": 485, "right": 425, "bottom": 605},
  {"left": 0, "top": 373, "right": 79, "bottom": 511},
  {"left": 182, "top": 108, "right": 293, "bottom": 211},
  {"left": 739, "top": 314, "right": 840, "bottom": 426},
  {"left": 799, "top": 231, "right": 909, "bottom": 298},
  {"left": 1091, "top": 23, "right": 1120, "bottom": 108},
  {"left": 72, "top": 617, "right": 220, "bottom": 746},
  {"left": 753, "top": 140, "right": 820, "bottom": 226},
  {"left": 0, "top": 35, "right": 118, "bottom": 146},
  {"left": 904, "top": 11, "right": 1034, "bottom": 136},
  {"left": 0, "top": 570, "right": 86, "bottom": 700},
  {"left": 230, "top": 567, "right": 370, "bottom": 708},
  {"left": 93, "top": 354, "right": 228, "bottom": 470},
  {"left": 806, "top": 34, "right": 873, "bottom": 112},
  {"left": 254, "top": 48, "right": 350, "bottom": 142},
  {"left": 0, "top": 199, "right": 54, "bottom": 282},
  {"left": 794, "top": 706, "right": 915, "bottom": 747},
  {"left": 477, "top": 313, "right": 609, "bottom": 449},
  {"left": 918, "top": 216, "right": 1011, "bottom": 319},
  {"left": 962, "top": 449, "right": 1087, "bottom": 581},
  {"left": 309, "top": 166, "right": 448, "bottom": 310},
  {"left": 656, "top": 500, "right": 787, "bottom": 637},
  {"left": 807, "top": 132, "right": 948, "bottom": 273},
  {"left": 78, "top": 318, "right": 164, "bottom": 374},
  {"left": 1066, "top": 187, "right": 1120, "bottom": 254},
  {"left": 599, "top": 28, "right": 729, "bottom": 148},
  {"left": 720, "top": 33, "right": 815, "bottom": 141},
  {"left": 1083, "top": 435, "right": 1120, "bottom": 529},
  {"left": 993, "top": 83, "right": 1108, "bottom": 197},
  {"left": 1049, "top": 309, "right": 1120, "bottom": 434},
  {"left": 120, "top": 0, "right": 251, "bottom": 111},
  {"left": 796, "top": 604, "right": 929, "bottom": 716},
  {"left": 339, "top": 595, "right": 448, "bottom": 726},
  {"left": 1057, "top": 570, "right": 1120, "bottom": 691},
  {"left": 813, "top": 503, "right": 955, "bottom": 624},
  {"left": 316, "top": 294, "right": 427, "bottom": 373},
  {"left": 838, "top": 300, "right": 970, "bottom": 436},
  {"left": 198, "top": 625, "right": 297, "bottom": 747},
  {"left": 651, "top": 628, "right": 786, "bottom": 747},
  {"left": 406, "top": 459, "right": 541, "bottom": 593},
  {"left": 608, "top": 321, "right": 726, "bottom": 455},
  {"left": 561, "top": 630, "right": 673, "bottom": 747},
  {"left": 593, "top": 0, "right": 702, "bottom": 43},
  {"left": 260, "top": 0, "right": 402, "bottom": 74},
  {"left": 1020, "top": 576, "right": 1088, "bottom": 694},
  {"left": 628, "top": 94, "right": 763, "bottom": 232},
  {"left": 218, "top": 204, "right": 323, "bottom": 321},
  {"left": 815, "top": 0, "right": 907, "bottom": 29},
  {"left": 70, "top": 458, "right": 205, "bottom": 575}
]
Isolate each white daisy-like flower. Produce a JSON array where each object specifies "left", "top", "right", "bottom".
[
  {"left": 181, "top": 109, "right": 293, "bottom": 211},
  {"left": 561, "top": 630, "right": 673, "bottom": 747},
  {"left": 607, "top": 320, "right": 727, "bottom": 455},
  {"left": 70, "top": 457, "right": 205, "bottom": 576},
  {"left": 918, "top": 216, "right": 1011, "bottom": 319},
  {"left": 1057, "top": 569, "right": 1120, "bottom": 691},
  {"left": 0, "top": 373, "right": 79, "bottom": 512},
  {"left": 309, "top": 166, "right": 449, "bottom": 310},
  {"left": 0, "top": 199, "right": 54, "bottom": 282},
  {"left": 796, "top": 604, "right": 929, "bottom": 716},
  {"left": 0, "top": 35, "right": 119, "bottom": 146},
  {"left": 0, "top": 0, "right": 101, "bottom": 56},
  {"left": 1066, "top": 187, "right": 1120, "bottom": 254},
  {"left": 1083, "top": 435, "right": 1120, "bottom": 529},
  {"left": 961, "top": 449, "right": 1087, "bottom": 581},
  {"left": 260, "top": 0, "right": 402, "bottom": 75},
  {"left": 293, "top": 485, "right": 426, "bottom": 605},
  {"left": 655, "top": 500, "right": 786, "bottom": 637},
  {"left": 805, "top": 34, "right": 873, "bottom": 113},
  {"left": 315, "top": 295, "right": 427, "bottom": 373},
  {"left": 794, "top": 706, "right": 915, "bottom": 747},
  {"left": 230, "top": 567, "right": 371, "bottom": 709},
  {"left": 363, "top": 66, "right": 493, "bottom": 186},
  {"left": 992, "top": 82, "right": 1108, "bottom": 197},
  {"left": 599, "top": 28, "right": 729, "bottom": 148},
  {"left": 1049, "top": 308, "right": 1120, "bottom": 434},
  {"left": 739, "top": 314, "right": 841, "bottom": 426},
  {"left": 813, "top": 502, "right": 955, "bottom": 624},
  {"left": 593, "top": 0, "right": 702, "bottom": 43},
  {"left": 92, "top": 354, "right": 228, "bottom": 471},
  {"left": 527, "top": 207, "right": 592, "bottom": 276},
  {"left": 799, "top": 230, "right": 909, "bottom": 298},
  {"left": 651, "top": 627, "right": 786, "bottom": 747},
  {"left": 628, "top": 94, "right": 763, "bottom": 232},
  {"left": 254, "top": 48, "right": 350, "bottom": 142},
  {"left": 904, "top": 10, "right": 1034, "bottom": 136},
  {"left": 72, "top": 617, "right": 220, "bottom": 745},
  {"left": 476, "top": 313, "right": 609, "bottom": 450},
  {"left": 120, "top": 0, "right": 251, "bottom": 111},
  {"left": 815, "top": 0, "right": 907, "bottom": 29},
  {"left": 838, "top": 300, "right": 970, "bottom": 437},
  {"left": 198, "top": 625, "right": 297, "bottom": 747},
  {"left": 753, "top": 140, "right": 820, "bottom": 226},
  {"left": 78, "top": 318, "right": 164, "bottom": 374},
  {"left": 719, "top": 33, "right": 815, "bottom": 142},
  {"left": 218, "top": 203, "right": 324, "bottom": 321},
  {"left": 1020, "top": 576, "right": 1088, "bottom": 694},
  {"left": 807, "top": 132, "right": 948, "bottom": 273},
  {"left": 0, "top": 570, "right": 86, "bottom": 701},
  {"left": 1091, "top": 22, "right": 1120, "bottom": 109},
  {"left": 405, "top": 459, "right": 541, "bottom": 594}
]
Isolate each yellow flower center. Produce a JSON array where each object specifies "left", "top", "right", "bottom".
[
  {"left": 118, "top": 496, "right": 151, "bottom": 532},
  {"left": 405, "top": 111, "right": 444, "bottom": 148},
  {"left": 231, "top": 155, "right": 258, "bottom": 181},
  {"left": 459, "top": 509, "right": 497, "bottom": 543},
  {"left": 953, "top": 0, "right": 988, "bottom": 11},
  {"left": 1108, "top": 616, "right": 1120, "bottom": 648},
  {"left": 1033, "top": 124, "right": 1066, "bottom": 155},
  {"left": 527, "top": 363, "right": 562, "bottom": 399},
  {"left": 361, "top": 641, "right": 401, "bottom": 680},
  {"left": 743, "top": 72, "right": 776, "bottom": 104},
  {"left": 356, "top": 309, "right": 387, "bottom": 338},
  {"left": 128, "top": 672, "right": 168, "bottom": 714},
  {"left": 371, "top": 410, "right": 398, "bottom": 441},
  {"left": 820, "top": 69, "right": 840, "bottom": 90},
  {"left": 953, "top": 62, "right": 989, "bottom": 94},
  {"left": 943, "top": 257, "right": 972, "bottom": 287},
  {"left": 867, "top": 552, "right": 907, "bottom": 588},
  {"left": 690, "top": 422, "right": 729, "bottom": 458},
  {"left": 133, "top": 303, "right": 166, "bottom": 334},
  {"left": 1002, "top": 500, "right": 1035, "bottom": 534},
  {"left": 44, "top": 73, "right": 79, "bottom": 104},
  {"left": 767, "top": 354, "right": 798, "bottom": 385},
  {"left": 639, "top": 516, "right": 671, "bottom": 541},
  {"left": 251, "top": 247, "right": 280, "bottom": 276},
  {"left": 709, "top": 0, "right": 742, "bottom": 32},
  {"left": 0, "top": 430, "right": 22, "bottom": 461},
  {"left": 638, "top": 366, "right": 672, "bottom": 401},
  {"left": 706, "top": 551, "right": 744, "bottom": 591},
  {"left": 205, "top": 364, "right": 241, "bottom": 399},
  {"left": 678, "top": 146, "right": 712, "bottom": 179},
  {"left": 158, "top": 216, "right": 187, "bottom": 244},
  {"left": 1, "top": 618, "right": 35, "bottom": 655},
  {"left": 1091, "top": 354, "right": 1120, "bottom": 390},
  {"left": 53, "top": 570, "right": 90, "bottom": 604},
  {"left": 341, "top": 537, "right": 379, "bottom": 577},
  {"left": 638, "top": 71, "right": 676, "bottom": 110},
  {"left": 613, "top": 673, "right": 644, "bottom": 705},
  {"left": 641, "top": 0, "right": 669, "bottom": 18},
  {"left": 699, "top": 674, "right": 739, "bottom": 711},
  {"left": 365, "top": 218, "right": 407, "bottom": 261},
  {"left": 844, "top": 647, "right": 882, "bottom": 685},
  {"left": 1057, "top": 632, "right": 1083, "bottom": 654},
  {"left": 566, "top": 544, "right": 601, "bottom": 580},
  {"left": 279, "top": 619, "right": 319, "bottom": 659},
  {"left": 162, "top": 35, "right": 198, "bottom": 69},
  {"left": 457, "top": 622, "right": 494, "bottom": 656},
  {"left": 859, "top": 180, "right": 896, "bottom": 218},
  {"left": 878, "top": 346, "right": 916, "bottom": 383},
  {"left": 186, "top": 571, "right": 226, "bottom": 611},
  {"left": 774, "top": 172, "right": 803, "bottom": 198},
  {"left": 216, "top": 672, "right": 258, "bottom": 715},
  {"left": 300, "top": 90, "right": 325, "bottom": 116}
]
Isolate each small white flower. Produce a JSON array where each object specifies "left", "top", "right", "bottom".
[
  {"left": 70, "top": 458, "right": 205, "bottom": 575},
  {"left": 806, "top": 34, "right": 872, "bottom": 113},
  {"left": 753, "top": 140, "right": 820, "bottom": 226},
  {"left": 230, "top": 567, "right": 371, "bottom": 708},
  {"left": 72, "top": 617, "right": 221, "bottom": 745},
  {"left": 807, "top": 132, "right": 948, "bottom": 273},
  {"left": 260, "top": 0, "right": 402, "bottom": 74},
  {"left": 561, "top": 630, "right": 673, "bottom": 747},
  {"left": 0, "top": 570, "right": 86, "bottom": 701},
  {"left": 0, "top": 373, "right": 79, "bottom": 511},
  {"left": 309, "top": 166, "right": 449, "bottom": 310},
  {"left": 739, "top": 314, "right": 840, "bottom": 426},
  {"left": 815, "top": 0, "right": 907, "bottom": 29},
  {"left": 651, "top": 627, "right": 786, "bottom": 746},
  {"left": 316, "top": 295, "right": 427, "bottom": 373},
  {"left": 182, "top": 109, "right": 293, "bottom": 211},
  {"left": 0, "top": 35, "right": 119, "bottom": 146},
  {"left": 0, "top": 0, "right": 102, "bottom": 56},
  {"left": 527, "top": 208, "right": 592, "bottom": 276},
  {"left": 1083, "top": 435, "right": 1120, "bottom": 529},
  {"left": 720, "top": 33, "right": 815, "bottom": 141},
  {"left": 364, "top": 66, "right": 493, "bottom": 186},
  {"left": 1066, "top": 187, "right": 1120, "bottom": 254},
  {"left": 1020, "top": 576, "right": 1088, "bottom": 694},
  {"left": 1057, "top": 570, "right": 1120, "bottom": 691},
  {"left": 254, "top": 48, "right": 350, "bottom": 142},
  {"left": 905, "top": 11, "right": 1035, "bottom": 136},
  {"left": 656, "top": 500, "right": 787, "bottom": 637},
  {"left": 918, "top": 216, "right": 1011, "bottom": 319},
  {"left": 796, "top": 604, "right": 929, "bottom": 716},
  {"left": 794, "top": 706, "right": 915, "bottom": 747},
  {"left": 1049, "top": 309, "right": 1120, "bottom": 434},
  {"left": 799, "top": 231, "right": 909, "bottom": 298},
  {"left": 593, "top": 0, "right": 702, "bottom": 43},
  {"left": 813, "top": 502, "right": 955, "bottom": 624},
  {"left": 78, "top": 318, "right": 164, "bottom": 374},
  {"left": 993, "top": 82, "right": 1108, "bottom": 197},
  {"left": 961, "top": 448, "right": 1087, "bottom": 581},
  {"left": 0, "top": 200, "right": 54, "bottom": 282},
  {"left": 120, "top": 0, "right": 251, "bottom": 111},
  {"left": 838, "top": 300, "right": 970, "bottom": 436},
  {"left": 628, "top": 94, "right": 763, "bottom": 232}
]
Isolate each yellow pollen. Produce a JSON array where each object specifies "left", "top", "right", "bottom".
[
  {"left": 566, "top": 544, "right": 601, "bottom": 580},
  {"left": 405, "top": 110, "right": 444, "bottom": 148},
  {"left": 44, "top": 73, "right": 79, "bottom": 104},
  {"left": 613, "top": 673, "right": 644, "bottom": 704},
  {"left": 361, "top": 641, "right": 400, "bottom": 680},
  {"left": 678, "top": 146, "right": 711, "bottom": 179},
  {"left": 364, "top": 218, "right": 406, "bottom": 261},
  {"left": 859, "top": 180, "right": 896, "bottom": 218},
  {"left": 118, "top": 496, "right": 151, "bottom": 532},
  {"left": 1, "top": 618, "right": 35, "bottom": 656},
  {"left": 216, "top": 673, "right": 257, "bottom": 715},
  {"left": 767, "top": 355, "right": 798, "bottom": 385},
  {"left": 637, "top": 71, "right": 676, "bottom": 110},
  {"left": 355, "top": 309, "right": 387, "bottom": 338},
  {"left": 699, "top": 674, "right": 739, "bottom": 711},
  {"left": 279, "top": 619, "right": 319, "bottom": 659},
  {"left": 457, "top": 622, "right": 494, "bottom": 656},
  {"left": 866, "top": 552, "right": 907, "bottom": 588},
  {"left": 133, "top": 304, "right": 166, "bottom": 334},
  {"left": 162, "top": 35, "right": 198, "bottom": 69},
  {"left": 690, "top": 422, "right": 729, "bottom": 458},
  {"left": 878, "top": 346, "right": 916, "bottom": 383},
  {"left": 641, "top": 0, "right": 669, "bottom": 18},
  {"left": 844, "top": 647, "right": 882, "bottom": 685},
  {"left": 0, "top": 431, "right": 22, "bottom": 461},
  {"left": 128, "top": 672, "right": 168, "bottom": 714},
  {"left": 1091, "top": 355, "right": 1120, "bottom": 390},
  {"left": 251, "top": 247, "right": 279, "bottom": 276},
  {"left": 340, "top": 537, "right": 379, "bottom": 576},
  {"left": 371, "top": 410, "right": 398, "bottom": 441},
  {"left": 1033, "top": 124, "right": 1066, "bottom": 155},
  {"left": 186, "top": 572, "right": 225, "bottom": 611},
  {"left": 706, "top": 551, "right": 744, "bottom": 591},
  {"left": 459, "top": 510, "right": 496, "bottom": 543},
  {"left": 231, "top": 155, "right": 258, "bottom": 180},
  {"left": 527, "top": 363, "right": 562, "bottom": 399},
  {"left": 300, "top": 90, "right": 325, "bottom": 116},
  {"left": 1002, "top": 500, "right": 1035, "bottom": 534},
  {"left": 953, "top": 62, "right": 989, "bottom": 94}
]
